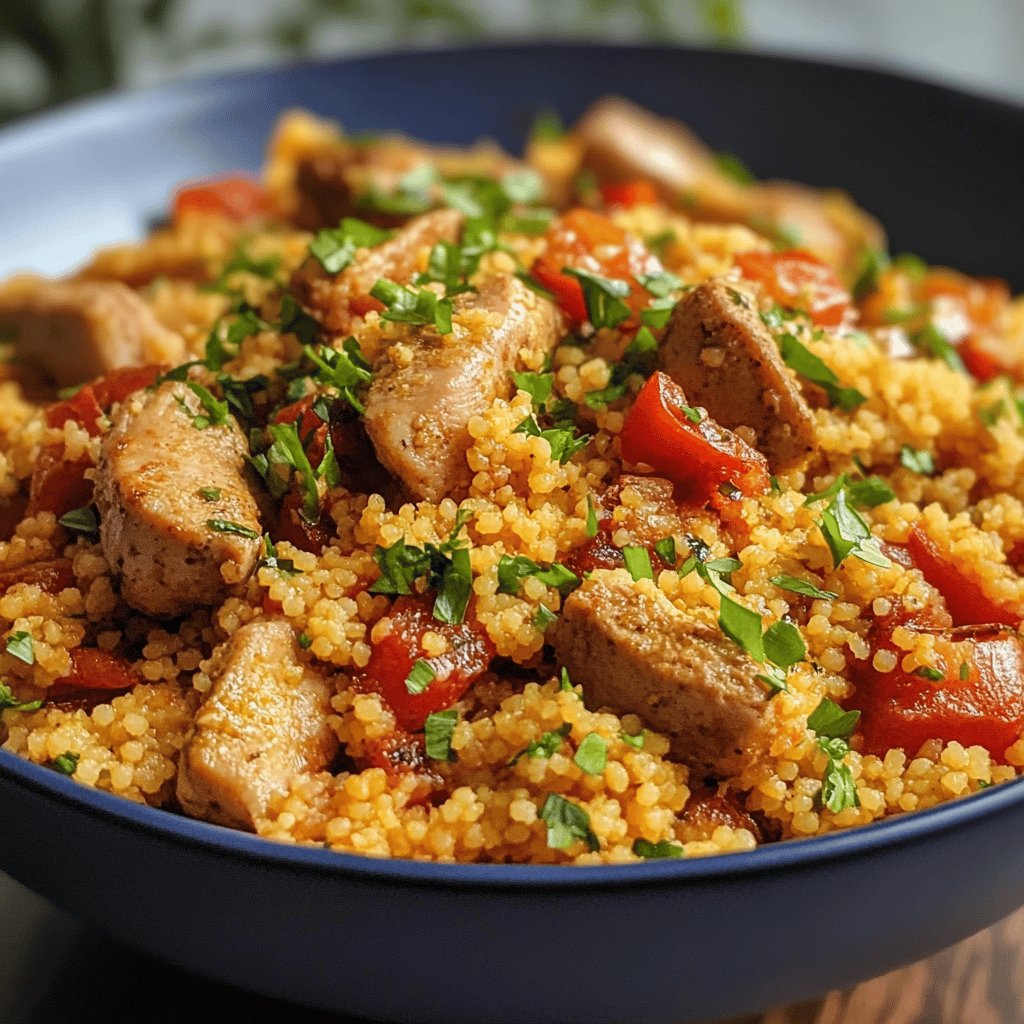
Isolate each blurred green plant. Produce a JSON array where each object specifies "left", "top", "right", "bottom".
[{"left": 0, "top": 0, "right": 744, "bottom": 123}]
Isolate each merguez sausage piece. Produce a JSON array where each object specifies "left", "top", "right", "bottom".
[
  {"left": 176, "top": 619, "right": 339, "bottom": 831},
  {"left": 552, "top": 570, "right": 769, "bottom": 777},
  {"left": 363, "top": 274, "right": 563, "bottom": 502},
  {"left": 95, "top": 380, "right": 262, "bottom": 618},
  {"left": 658, "top": 280, "right": 817, "bottom": 472},
  {"left": 0, "top": 277, "right": 185, "bottom": 388}
]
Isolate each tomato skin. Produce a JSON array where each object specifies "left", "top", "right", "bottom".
[
  {"left": 619, "top": 372, "right": 769, "bottom": 504},
  {"left": 531, "top": 208, "right": 660, "bottom": 326},
  {"left": 360, "top": 595, "right": 494, "bottom": 731},
  {"left": 0, "top": 558, "right": 74, "bottom": 595},
  {"left": 171, "top": 175, "right": 272, "bottom": 222},
  {"left": 49, "top": 648, "right": 139, "bottom": 696},
  {"left": 27, "top": 450, "right": 93, "bottom": 519},
  {"left": 46, "top": 387, "right": 104, "bottom": 436},
  {"left": 907, "top": 526, "right": 1020, "bottom": 628},
  {"left": 735, "top": 249, "right": 851, "bottom": 327},
  {"left": 852, "top": 615, "right": 1024, "bottom": 760},
  {"left": 274, "top": 489, "right": 332, "bottom": 554},
  {"left": 599, "top": 179, "right": 659, "bottom": 209},
  {"left": 89, "top": 365, "right": 164, "bottom": 408}
]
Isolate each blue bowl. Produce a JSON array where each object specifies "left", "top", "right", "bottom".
[{"left": 1, "top": 43, "right": 1023, "bottom": 1024}]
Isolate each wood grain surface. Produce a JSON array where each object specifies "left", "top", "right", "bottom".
[{"left": 2, "top": 872, "right": 1021, "bottom": 1023}]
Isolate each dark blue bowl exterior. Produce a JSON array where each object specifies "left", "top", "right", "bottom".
[{"left": 1, "top": 42, "right": 1023, "bottom": 1023}]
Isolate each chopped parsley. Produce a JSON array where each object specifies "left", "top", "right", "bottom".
[
  {"left": 620, "top": 728, "right": 646, "bottom": 750},
  {"left": 309, "top": 217, "right": 393, "bottom": 274},
  {"left": 509, "top": 722, "right": 571, "bottom": 765},
  {"left": 959, "top": 661, "right": 971, "bottom": 681},
  {"left": 5, "top": 631, "right": 34, "bottom": 665},
  {"left": 900, "top": 445, "right": 935, "bottom": 475},
  {"left": 561, "top": 268, "right": 631, "bottom": 330},
  {"left": 197, "top": 486, "right": 222, "bottom": 502},
  {"left": 640, "top": 297, "right": 677, "bottom": 329},
  {"left": 529, "top": 109, "right": 564, "bottom": 142},
  {"left": 770, "top": 575, "right": 838, "bottom": 600},
  {"left": 654, "top": 536, "right": 677, "bottom": 567},
  {"left": 370, "top": 278, "right": 453, "bottom": 334},
  {"left": 424, "top": 709, "right": 459, "bottom": 761},
  {"left": 58, "top": 506, "right": 98, "bottom": 537},
  {"left": 297, "top": 632, "right": 313, "bottom": 650},
  {"left": 539, "top": 792, "right": 599, "bottom": 852},
  {"left": 50, "top": 751, "right": 80, "bottom": 776},
  {"left": 256, "top": 421, "right": 322, "bottom": 522},
  {"left": 203, "top": 308, "right": 269, "bottom": 371},
  {"left": 803, "top": 473, "right": 894, "bottom": 511},
  {"left": 573, "top": 732, "right": 607, "bottom": 775},
  {"left": 206, "top": 519, "right": 259, "bottom": 539},
  {"left": 258, "top": 535, "right": 301, "bottom": 576},
  {"left": 303, "top": 341, "right": 373, "bottom": 412},
  {"left": 644, "top": 229, "right": 677, "bottom": 258},
  {"left": 816, "top": 487, "right": 890, "bottom": 570},
  {"left": 515, "top": 270, "right": 556, "bottom": 301},
  {"left": 622, "top": 545, "right": 654, "bottom": 582},
  {"left": 405, "top": 659, "right": 436, "bottom": 695},
  {"left": 510, "top": 371, "right": 554, "bottom": 410},
  {"left": 852, "top": 247, "right": 891, "bottom": 301},
  {"left": 180, "top": 381, "right": 229, "bottom": 430},
  {"left": 633, "top": 837, "right": 684, "bottom": 859},
  {"left": 534, "top": 603, "right": 557, "bottom": 630},
  {"left": 585, "top": 495, "right": 599, "bottom": 538},
  {"left": 635, "top": 270, "right": 684, "bottom": 298},
  {"left": 0, "top": 682, "right": 42, "bottom": 713},
  {"left": 807, "top": 697, "right": 861, "bottom": 813},
  {"left": 358, "top": 163, "right": 436, "bottom": 217},
  {"left": 713, "top": 151, "right": 755, "bottom": 186},
  {"left": 415, "top": 240, "right": 481, "bottom": 296},
  {"left": 205, "top": 245, "right": 282, "bottom": 295},
  {"left": 912, "top": 324, "right": 967, "bottom": 374},
  {"left": 369, "top": 511, "right": 475, "bottom": 625},
  {"left": 914, "top": 666, "right": 945, "bottom": 681},
  {"left": 779, "top": 334, "right": 866, "bottom": 411},
  {"left": 496, "top": 555, "right": 578, "bottom": 597},
  {"left": 513, "top": 414, "right": 590, "bottom": 464}
]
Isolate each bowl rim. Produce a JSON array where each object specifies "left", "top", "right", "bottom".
[{"left": 1, "top": 40, "right": 1023, "bottom": 891}]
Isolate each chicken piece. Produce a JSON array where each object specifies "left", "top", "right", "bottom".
[
  {"left": 572, "top": 97, "right": 884, "bottom": 279},
  {"left": 176, "top": 619, "right": 338, "bottom": 830},
  {"left": 363, "top": 274, "right": 563, "bottom": 502},
  {"left": 659, "top": 280, "right": 817, "bottom": 471},
  {"left": 267, "top": 110, "right": 527, "bottom": 230},
  {"left": 552, "top": 570, "right": 769, "bottom": 776},
  {"left": 0, "top": 276, "right": 185, "bottom": 389},
  {"left": 95, "top": 380, "right": 262, "bottom": 618},
  {"left": 293, "top": 208, "right": 464, "bottom": 334}
]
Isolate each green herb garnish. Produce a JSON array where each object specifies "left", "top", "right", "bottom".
[
  {"left": 539, "top": 792, "right": 599, "bottom": 852},
  {"left": 633, "top": 837, "right": 684, "bottom": 859},
  {"left": 770, "top": 575, "right": 838, "bottom": 600},
  {"left": 424, "top": 709, "right": 459, "bottom": 761},
  {"left": 309, "top": 218, "right": 393, "bottom": 274},
  {"left": 5, "top": 631, "right": 34, "bottom": 665},
  {"left": 573, "top": 732, "right": 608, "bottom": 775},
  {"left": 206, "top": 519, "right": 259, "bottom": 539},
  {"left": 405, "top": 659, "right": 436, "bottom": 695}
]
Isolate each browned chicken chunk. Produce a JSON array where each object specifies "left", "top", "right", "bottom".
[
  {"left": 552, "top": 571, "right": 769, "bottom": 776},
  {"left": 176, "top": 618, "right": 338, "bottom": 830},
  {"left": 659, "top": 279, "right": 817, "bottom": 471},
  {"left": 363, "top": 274, "right": 563, "bottom": 502},
  {"left": 572, "top": 96, "right": 884, "bottom": 278},
  {"left": 0, "top": 276, "right": 185, "bottom": 388},
  {"left": 95, "top": 380, "right": 262, "bottom": 618},
  {"left": 293, "top": 208, "right": 464, "bottom": 334}
]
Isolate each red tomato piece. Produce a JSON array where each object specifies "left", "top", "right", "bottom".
[
  {"left": 274, "top": 489, "right": 332, "bottom": 554},
  {"left": 619, "top": 372, "right": 769, "bottom": 505},
  {"left": 0, "top": 558, "right": 74, "bottom": 596},
  {"left": 45, "top": 386, "right": 104, "bottom": 435},
  {"left": 90, "top": 365, "right": 164, "bottom": 408},
  {"left": 599, "top": 179, "right": 659, "bottom": 209},
  {"left": 50, "top": 649, "right": 139, "bottom": 695},
  {"left": 360, "top": 595, "right": 494, "bottom": 731},
  {"left": 27, "top": 449, "right": 93, "bottom": 519},
  {"left": 735, "top": 249, "right": 852, "bottom": 327},
  {"left": 171, "top": 175, "right": 273, "bottom": 222},
  {"left": 907, "top": 526, "right": 1020, "bottom": 628},
  {"left": 349, "top": 294, "right": 385, "bottom": 318},
  {"left": 852, "top": 616, "right": 1024, "bottom": 760},
  {"left": 531, "top": 208, "right": 661, "bottom": 325}
]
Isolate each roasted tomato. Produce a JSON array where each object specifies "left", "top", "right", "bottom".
[
  {"left": 853, "top": 608, "right": 1024, "bottom": 759},
  {"left": 619, "top": 371, "right": 769, "bottom": 505},
  {"left": 0, "top": 558, "right": 74, "bottom": 596},
  {"left": 360, "top": 595, "right": 494, "bottom": 731},
  {"left": 531, "top": 208, "right": 661, "bottom": 325},
  {"left": 907, "top": 526, "right": 1021, "bottom": 628},
  {"left": 599, "top": 179, "right": 659, "bottom": 209},
  {"left": 49, "top": 649, "right": 140, "bottom": 696},
  {"left": 171, "top": 175, "right": 273, "bottom": 222},
  {"left": 735, "top": 249, "right": 852, "bottom": 327}
]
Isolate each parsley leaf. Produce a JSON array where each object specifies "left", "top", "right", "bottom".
[
  {"left": 654, "top": 536, "right": 677, "bottom": 567},
  {"left": 762, "top": 620, "right": 806, "bottom": 669},
  {"left": 635, "top": 270, "right": 684, "bottom": 298},
  {"left": 912, "top": 324, "right": 967, "bottom": 374},
  {"left": 852, "top": 247, "right": 891, "bottom": 301},
  {"left": 266, "top": 421, "right": 321, "bottom": 523},
  {"left": 622, "top": 545, "right": 654, "bottom": 582},
  {"left": 817, "top": 487, "right": 890, "bottom": 569},
  {"left": 182, "top": 381, "right": 229, "bottom": 430},
  {"left": 807, "top": 697, "right": 861, "bottom": 739},
  {"left": 511, "top": 371, "right": 554, "bottom": 410},
  {"left": 770, "top": 575, "right": 838, "bottom": 600},
  {"left": 561, "top": 268, "right": 631, "bottom": 330},
  {"left": 539, "top": 792, "right": 600, "bottom": 852},
  {"left": 5, "top": 630, "right": 34, "bottom": 665},
  {"left": 433, "top": 545, "right": 472, "bottom": 626},
  {"left": 50, "top": 751, "right": 80, "bottom": 776},
  {"left": 513, "top": 414, "right": 590, "bottom": 464},
  {"left": 496, "top": 555, "right": 579, "bottom": 597},
  {"left": 584, "top": 326, "right": 659, "bottom": 409},
  {"left": 58, "top": 506, "right": 98, "bottom": 537},
  {"left": 207, "top": 519, "right": 259, "bottom": 540},
  {"left": 529, "top": 109, "right": 564, "bottom": 142},
  {"left": 309, "top": 218, "right": 393, "bottom": 274},
  {"left": 633, "top": 837, "right": 684, "bottom": 859},
  {"left": 424, "top": 709, "right": 459, "bottom": 761},
  {"left": 509, "top": 722, "right": 571, "bottom": 765},
  {"left": 779, "top": 334, "right": 866, "bottom": 411},
  {"left": 0, "top": 682, "right": 42, "bottom": 713},
  {"left": 370, "top": 278, "right": 453, "bottom": 334},
  {"left": 358, "top": 163, "right": 436, "bottom": 216},
  {"left": 714, "top": 151, "right": 755, "bottom": 185},
  {"left": 900, "top": 445, "right": 935, "bottom": 475},
  {"left": 574, "top": 732, "right": 607, "bottom": 775},
  {"left": 807, "top": 697, "right": 861, "bottom": 813},
  {"left": 585, "top": 495, "right": 599, "bottom": 538},
  {"left": 303, "top": 342, "right": 372, "bottom": 413},
  {"left": 534, "top": 603, "right": 557, "bottom": 630}
]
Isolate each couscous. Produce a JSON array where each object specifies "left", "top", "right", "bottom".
[{"left": 2, "top": 97, "right": 1024, "bottom": 865}]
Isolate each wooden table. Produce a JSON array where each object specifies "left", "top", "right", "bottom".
[{"left": 2, "top": 872, "right": 1021, "bottom": 1023}]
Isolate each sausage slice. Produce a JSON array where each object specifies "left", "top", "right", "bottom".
[
  {"left": 659, "top": 280, "right": 817, "bottom": 471},
  {"left": 176, "top": 619, "right": 338, "bottom": 830},
  {"left": 95, "top": 380, "right": 262, "bottom": 618},
  {"left": 363, "top": 274, "right": 563, "bottom": 502},
  {"left": 552, "top": 571, "right": 769, "bottom": 776},
  {"left": 0, "top": 276, "right": 185, "bottom": 388}
]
